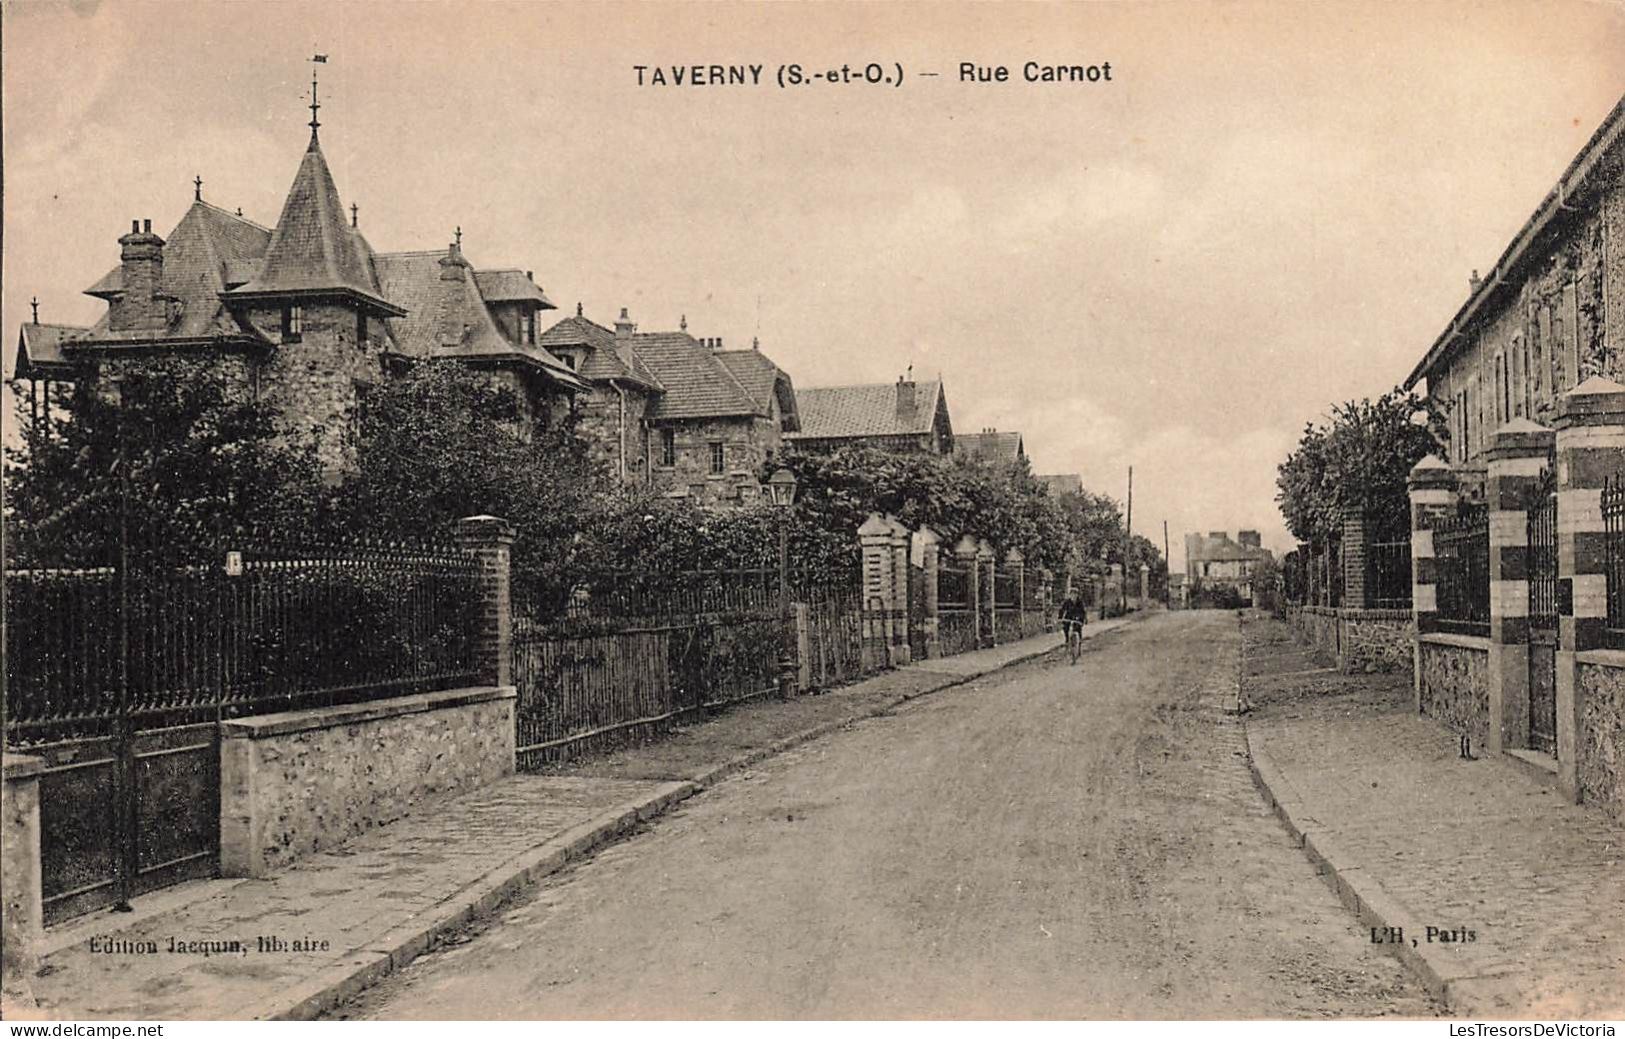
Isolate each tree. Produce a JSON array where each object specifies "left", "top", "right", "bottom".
[
  {"left": 5, "top": 364, "right": 326, "bottom": 565},
  {"left": 328, "top": 362, "right": 606, "bottom": 583},
  {"left": 1275, "top": 389, "right": 1444, "bottom": 545}
]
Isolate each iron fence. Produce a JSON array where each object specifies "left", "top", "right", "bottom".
[
  {"left": 994, "top": 570, "right": 1018, "bottom": 609},
  {"left": 938, "top": 563, "right": 971, "bottom": 611},
  {"left": 3, "top": 534, "right": 482, "bottom": 924},
  {"left": 1432, "top": 505, "right": 1490, "bottom": 636},
  {"left": 1604, "top": 474, "right": 1625, "bottom": 647},
  {"left": 5, "top": 539, "right": 484, "bottom": 745},
  {"left": 1367, "top": 539, "right": 1413, "bottom": 610}
]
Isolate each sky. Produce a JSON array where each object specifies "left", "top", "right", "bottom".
[{"left": 4, "top": 0, "right": 1623, "bottom": 564}]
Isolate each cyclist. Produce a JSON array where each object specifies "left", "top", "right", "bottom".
[{"left": 1058, "top": 590, "right": 1088, "bottom": 664}]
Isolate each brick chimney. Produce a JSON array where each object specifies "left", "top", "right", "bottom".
[
  {"left": 1469, "top": 269, "right": 1482, "bottom": 293},
  {"left": 1208, "top": 530, "right": 1227, "bottom": 541},
  {"left": 613, "top": 307, "right": 640, "bottom": 370},
  {"left": 1238, "top": 530, "right": 1261, "bottom": 548},
  {"left": 110, "top": 218, "right": 167, "bottom": 332},
  {"left": 896, "top": 374, "right": 918, "bottom": 426},
  {"left": 437, "top": 241, "right": 469, "bottom": 345}
]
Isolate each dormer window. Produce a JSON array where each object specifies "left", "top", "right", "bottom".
[
  {"left": 521, "top": 308, "right": 536, "bottom": 345},
  {"left": 281, "top": 305, "right": 303, "bottom": 344}
]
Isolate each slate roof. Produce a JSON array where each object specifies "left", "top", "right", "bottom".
[
  {"left": 474, "top": 269, "right": 555, "bottom": 308},
  {"left": 373, "top": 247, "right": 582, "bottom": 386},
  {"left": 787, "top": 380, "right": 943, "bottom": 441},
  {"left": 539, "top": 315, "right": 663, "bottom": 389},
  {"left": 13, "top": 323, "right": 89, "bottom": 379},
  {"left": 715, "top": 349, "right": 798, "bottom": 430},
  {"left": 955, "top": 430, "right": 1025, "bottom": 464},
  {"left": 76, "top": 202, "right": 274, "bottom": 345},
  {"left": 634, "top": 332, "right": 766, "bottom": 421},
  {"left": 224, "top": 136, "right": 401, "bottom": 315}
]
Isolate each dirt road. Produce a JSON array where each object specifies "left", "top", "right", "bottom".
[{"left": 343, "top": 611, "right": 1437, "bottom": 1019}]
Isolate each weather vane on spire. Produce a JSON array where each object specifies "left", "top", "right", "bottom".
[
  {"left": 308, "top": 52, "right": 328, "bottom": 136},
  {"left": 194, "top": 175, "right": 203, "bottom": 202}
]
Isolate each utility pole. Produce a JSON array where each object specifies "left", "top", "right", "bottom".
[
  {"left": 1164, "top": 519, "right": 1171, "bottom": 606},
  {"left": 1122, "top": 466, "right": 1133, "bottom": 611}
]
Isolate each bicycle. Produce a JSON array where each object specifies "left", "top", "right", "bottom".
[{"left": 1061, "top": 618, "right": 1085, "bottom": 664}]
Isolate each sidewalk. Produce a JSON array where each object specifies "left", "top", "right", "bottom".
[
  {"left": 1240, "top": 616, "right": 1625, "bottom": 1019},
  {"left": 15, "top": 619, "right": 1133, "bottom": 1021}
]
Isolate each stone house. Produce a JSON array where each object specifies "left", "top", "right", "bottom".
[
  {"left": 1405, "top": 94, "right": 1624, "bottom": 474},
  {"left": 1391, "top": 94, "right": 1625, "bottom": 820},
  {"left": 954, "top": 428, "right": 1026, "bottom": 467},
  {"left": 540, "top": 308, "right": 799, "bottom": 503},
  {"left": 1184, "top": 530, "right": 1273, "bottom": 602},
  {"left": 783, "top": 377, "right": 954, "bottom": 455},
  {"left": 11, "top": 113, "right": 584, "bottom": 473}
]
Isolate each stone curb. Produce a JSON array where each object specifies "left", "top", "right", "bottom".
[
  {"left": 252, "top": 627, "right": 1100, "bottom": 1021},
  {"left": 1237, "top": 623, "right": 1511, "bottom": 1013}
]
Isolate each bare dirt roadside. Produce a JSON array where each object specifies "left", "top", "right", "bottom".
[{"left": 338, "top": 611, "right": 1440, "bottom": 1019}]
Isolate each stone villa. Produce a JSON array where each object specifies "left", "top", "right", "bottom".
[
  {"left": 11, "top": 102, "right": 585, "bottom": 473},
  {"left": 540, "top": 308, "right": 799, "bottom": 503}
]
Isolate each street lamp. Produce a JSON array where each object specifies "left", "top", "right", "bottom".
[{"left": 766, "top": 468, "right": 799, "bottom": 700}]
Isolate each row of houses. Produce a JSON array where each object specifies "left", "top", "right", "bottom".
[{"left": 12, "top": 95, "right": 1063, "bottom": 506}]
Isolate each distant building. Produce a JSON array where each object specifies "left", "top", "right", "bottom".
[
  {"left": 1184, "top": 530, "right": 1274, "bottom": 603},
  {"left": 954, "top": 428, "right": 1025, "bottom": 467},
  {"left": 785, "top": 376, "right": 954, "bottom": 455},
  {"left": 1038, "top": 473, "right": 1083, "bottom": 496}
]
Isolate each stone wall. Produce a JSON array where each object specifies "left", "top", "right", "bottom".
[
  {"left": 1418, "top": 635, "right": 1491, "bottom": 749},
  {"left": 219, "top": 686, "right": 516, "bottom": 878},
  {"left": 1576, "top": 656, "right": 1625, "bottom": 822},
  {"left": 1284, "top": 605, "right": 1412, "bottom": 675},
  {"left": 649, "top": 414, "right": 780, "bottom": 505},
  {"left": 1298, "top": 606, "right": 1340, "bottom": 665},
  {"left": 939, "top": 610, "right": 976, "bottom": 657},
  {"left": 1340, "top": 609, "right": 1413, "bottom": 674},
  {"left": 1, "top": 756, "right": 43, "bottom": 1005}
]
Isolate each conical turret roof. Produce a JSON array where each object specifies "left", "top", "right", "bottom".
[{"left": 224, "top": 135, "right": 402, "bottom": 315}]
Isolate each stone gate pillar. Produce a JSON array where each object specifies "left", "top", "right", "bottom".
[
  {"left": 859, "top": 513, "right": 896, "bottom": 671},
  {"left": 456, "top": 514, "right": 515, "bottom": 688},
  {"left": 886, "top": 516, "right": 912, "bottom": 666},
  {"left": 1342, "top": 504, "right": 1370, "bottom": 609},
  {"left": 1553, "top": 377, "right": 1625, "bottom": 800},
  {"left": 978, "top": 539, "right": 997, "bottom": 647},
  {"left": 1408, "top": 456, "right": 1458, "bottom": 712},
  {"left": 1485, "top": 418, "right": 1555, "bottom": 755},
  {"left": 914, "top": 526, "right": 942, "bottom": 659},
  {"left": 1, "top": 755, "right": 44, "bottom": 1012},
  {"left": 955, "top": 535, "right": 982, "bottom": 648},
  {"left": 1139, "top": 563, "right": 1151, "bottom": 607}
]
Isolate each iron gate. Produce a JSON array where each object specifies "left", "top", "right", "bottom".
[
  {"left": 1528, "top": 491, "right": 1558, "bottom": 756},
  {"left": 7, "top": 526, "right": 483, "bottom": 924}
]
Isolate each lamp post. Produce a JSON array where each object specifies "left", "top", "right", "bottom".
[{"left": 766, "top": 468, "right": 799, "bottom": 700}]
